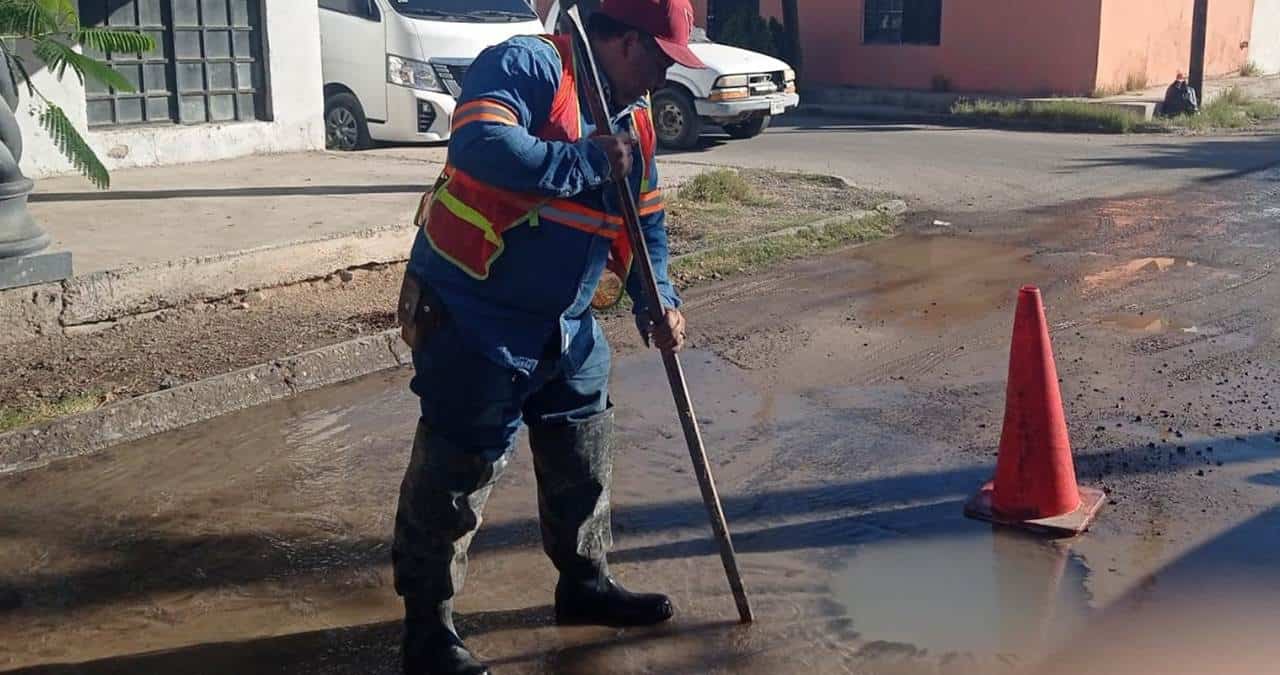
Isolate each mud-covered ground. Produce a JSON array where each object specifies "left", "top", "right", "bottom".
[{"left": 2, "top": 168, "right": 1279, "bottom": 674}]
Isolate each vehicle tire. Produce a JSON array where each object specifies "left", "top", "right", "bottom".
[
  {"left": 325, "top": 92, "right": 372, "bottom": 151},
  {"left": 723, "top": 115, "right": 772, "bottom": 139},
  {"left": 652, "top": 88, "right": 701, "bottom": 150}
]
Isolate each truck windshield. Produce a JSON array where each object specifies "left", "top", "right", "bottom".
[{"left": 388, "top": 0, "right": 537, "bottom": 22}]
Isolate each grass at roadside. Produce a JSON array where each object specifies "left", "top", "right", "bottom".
[
  {"left": 1161, "top": 87, "right": 1280, "bottom": 131},
  {"left": 671, "top": 211, "right": 895, "bottom": 285},
  {"left": 950, "top": 99, "right": 1140, "bottom": 133},
  {"left": 1, "top": 391, "right": 104, "bottom": 434},
  {"left": 587, "top": 168, "right": 899, "bottom": 314},
  {"left": 950, "top": 87, "right": 1280, "bottom": 134},
  {"left": 675, "top": 169, "right": 771, "bottom": 206},
  {"left": 665, "top": 169, "right": 893, "bottom": 257}
]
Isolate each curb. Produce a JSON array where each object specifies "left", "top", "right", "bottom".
[
  {"left": 0, "top": 198, "right": 907, "bottom": 474},
  {"left": 795, "top": 104, "right": 958, "bottom": 125},
  {"left": 1, "top": 224, "right": 417, "bottom": 346},
  {"left": 61, "top": 224, "right": 417, "bottom": 326},
  {"left": 795, "top": 103, "right": 1159, "bottom": 133},
  {"left": 0, "top": 328, "right": 409, "bottom": 474}
]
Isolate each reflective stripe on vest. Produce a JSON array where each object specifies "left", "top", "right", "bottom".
[
  {"left": 539, "top": 203, "right": 622, "bottom": 239},
  {"left": 451, "top": 99, "right": 519, "bottom": 131},
  {"left": 634, "top": 101, "right": 657, "bottom": 193},
  {"left": 638, "top": 189, "right": 663, "bottom": 216}
]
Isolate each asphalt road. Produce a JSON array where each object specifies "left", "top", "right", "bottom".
[{"left": 663, "top": 115, "right": 1280, "bottom": 211}]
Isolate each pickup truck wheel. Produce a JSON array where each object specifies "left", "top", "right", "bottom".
[
  {"left": 325, "top": 92, "right": 372, "bottom": 151},
  {"left": 723, "top": 115, "right": 771, "bottom": 139},
  {"left": 652, "top": 88, "right": 701, "bottom": 150}
]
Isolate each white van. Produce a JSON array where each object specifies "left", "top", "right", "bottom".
[{"left": 318, "top": 0, "right": 543, "bottom": 150}]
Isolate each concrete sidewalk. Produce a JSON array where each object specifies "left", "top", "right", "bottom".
[
  {"left": 33, "top": 147, "right": 717, "bottom": 275},
  {"left": 31, "top": 149, "right": 442, "bottom": 275}
]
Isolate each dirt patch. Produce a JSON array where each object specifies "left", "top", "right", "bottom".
[
  {"left": 0, "top": 266, "right": 401, "bottom": 431},
  {"left": 695, "top": 323, "right": 813, "bottom": 371}
]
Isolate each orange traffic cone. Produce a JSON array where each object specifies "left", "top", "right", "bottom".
[{"left": 965, "top": 286, "right": 1106, "bottom": 536}]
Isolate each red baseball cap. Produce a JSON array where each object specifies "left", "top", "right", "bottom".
[{"left": 598, "top": 0, "right": 707, "bottom": 69}]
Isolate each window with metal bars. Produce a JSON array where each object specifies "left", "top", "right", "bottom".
[
  {"left": 79, "top": 0, "right": 267, "bottom": 128},
  {"left": 864, "top": 0, "right": 942, "bottom": 46}
]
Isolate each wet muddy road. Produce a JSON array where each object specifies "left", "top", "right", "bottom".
[{"left": 3, "top": 168, "right": 1280, "bottom": 674}]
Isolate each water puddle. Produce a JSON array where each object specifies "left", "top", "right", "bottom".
[
  {"left": 848, "top": 234, "right": 1042, "bottom": 324},
  {"left": 1098, "top": 312, "right": 1198, "bottom": 334},
  {"left": 1083, "top": 257, "right": 1195, "bottom": 288},
  {"left": 832, "top": 522, "right": 1092, "bottom": 660}
]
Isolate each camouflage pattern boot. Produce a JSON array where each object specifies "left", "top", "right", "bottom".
[
  {"left": 394, "top": 422, "right": 509, "bottom": 675},
  {"left": 528, "top": 409, "right": 674, "bottom": 627}
]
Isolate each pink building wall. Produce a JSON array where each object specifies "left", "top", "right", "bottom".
[
  {"left": 1095, "top": 0, "right": 1254, "bottom": 92},
  {"left": 760, "top": 0, "right": 1103, "bottom": 95},
  {"left": 538, "top": 0, "right": 1256, "bottom": 97},
  {"left": 759, "top": 0, "right": 1256, "bottom": 96}
]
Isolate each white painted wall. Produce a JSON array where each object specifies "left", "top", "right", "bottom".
[
  {"left": 16, "top": 2, "right": 325, "bottom": 180},
  {"left": 1251, "top": 0, "right": 1280, "bottom": 73}
]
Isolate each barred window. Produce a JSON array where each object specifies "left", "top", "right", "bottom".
[
  {"left": 864, "top": 0, "right": 942, "bottom": 46},
  {"left": 79, "top": 0, "right": 267, "bottom": 127}
]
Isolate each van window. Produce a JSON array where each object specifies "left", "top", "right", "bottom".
[
  {"left": 319, "top": 0, "right": 378, "bottom": 19},
  {"left": 388, "top": 0, "right": 537, "bottom": 22}
]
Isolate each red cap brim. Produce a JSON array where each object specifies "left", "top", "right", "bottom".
[{"left": 655, "top": 37, "right": 706, "bottom": 69}]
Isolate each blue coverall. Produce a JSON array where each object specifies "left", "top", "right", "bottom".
[
  {"left": 405, "top": 35, "right": 680, "bottom": 451},
  {"left": 392, "top": 35, "right": 682, "bottom": 601}
]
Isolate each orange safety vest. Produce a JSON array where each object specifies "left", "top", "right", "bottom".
[{"left": 414, "top": 34, "right": 661, "bottom": 310}]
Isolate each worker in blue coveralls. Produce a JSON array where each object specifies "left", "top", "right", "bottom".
[{"left": 391, "top": 1, "right": 706, "bottom": 673}]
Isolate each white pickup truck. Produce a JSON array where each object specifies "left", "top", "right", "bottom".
[{"left": 542, "top": 1, "right": 799, "bottom": 149}]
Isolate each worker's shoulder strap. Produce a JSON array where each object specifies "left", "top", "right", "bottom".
[
  {"left": 535, "top": 34, "right": 581, "bottom": 141},
  {"left": 633, "top": 97, "right": 657, "bottom": 159}
]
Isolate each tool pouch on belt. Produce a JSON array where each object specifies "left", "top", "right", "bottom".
[{"left": 397, "top": 270, "right": 446, "bottom": 350}]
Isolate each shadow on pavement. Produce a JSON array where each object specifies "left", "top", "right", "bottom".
[
  {"left": 1062, "top": 136, "right": 1280, "bottom": 180},
  {"left": 1036, "top": 503, "right": 1280, "bottom": 675},
  {"left": 7, "top": 615, "right": 742, "bottom": 675},
  {"left": 2, "top": 431, "right": 1276, "bottom": 619}
]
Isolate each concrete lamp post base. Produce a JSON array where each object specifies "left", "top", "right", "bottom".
[
  {"left": 0, "top": 250, "right": 71, "bottom": 291},
  {"left": 0, "top": 41, "right": 73, "bottom": 290},
  {"left": 0, "top": 175, "right": 72, "bottom": 292},
  {"left": 0, "top": 175, "right": 47, "bottom": 258}
]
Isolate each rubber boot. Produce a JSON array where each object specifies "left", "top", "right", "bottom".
[
  {"left": 402, "top": 597, "right": 488, "bottom": 675},
  {"left": 528, "top": 409, "right": 674, "bottom": 628},
  {"left": 394, "top": 422, "right": 507, "bottom": 675}
]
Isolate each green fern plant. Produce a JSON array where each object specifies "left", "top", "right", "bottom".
[{"left": 0, "top": 0, "right": 155, "bottom": 188}]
